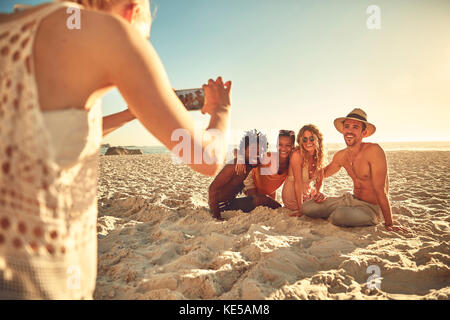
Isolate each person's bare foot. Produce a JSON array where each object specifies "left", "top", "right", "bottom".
[
  {"left": 212, "top": 214, "right": 225, "bottom": 221},
  {"left": 289, "top": 212, "right": 302, "bottom": 217}
]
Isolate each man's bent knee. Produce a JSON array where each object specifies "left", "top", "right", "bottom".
[
  {"left": 303, "top": 200, "right": 330, "bottom": 219},
  {"left": 329, "top": 207, "right": 375, "bottom": 227}
]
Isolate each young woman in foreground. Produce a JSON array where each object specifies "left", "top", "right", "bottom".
[{"left": 0, "top": 0, "right": 231, "bottom": 299}]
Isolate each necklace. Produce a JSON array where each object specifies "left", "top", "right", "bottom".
[
  {"left": 347, "top": 146, "right": 362, "bottom": 168},
  {"left": 307, "top": 153, "right": 316, "bottom": 179},
  {"left": 347, "top": 152, "right": 354, "bottom": 166}
]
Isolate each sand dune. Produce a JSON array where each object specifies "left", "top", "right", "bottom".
[{"left": 94, "top": 151, "right": 449, "bottom": 300}]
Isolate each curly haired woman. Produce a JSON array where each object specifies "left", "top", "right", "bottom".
[{"left": 282, "top": 124, "right": 327, "bottom": 217}]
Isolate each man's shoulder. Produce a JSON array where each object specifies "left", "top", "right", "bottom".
[
  {"left": 222, "top": 162, "right": 250, "bottom": 174},
  {"left": 362, "top": 143, "right": 386, "bottom": 163},
  {"left": 211, "top": 163, "right": 237, "bottom": 182},
  {"left": 363, "top": 143, "right": 385, "bottom": 154},
  {"left": 333, "top": 149, "right": 347, "bottom": 160}
]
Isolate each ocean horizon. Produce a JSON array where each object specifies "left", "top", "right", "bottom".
[{"left": 100, "top": 141, "right": 450, "bottom": 155}]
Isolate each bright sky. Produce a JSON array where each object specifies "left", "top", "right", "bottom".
[{"left": 2, "top": 0, "right": 450, "bottom": 146}]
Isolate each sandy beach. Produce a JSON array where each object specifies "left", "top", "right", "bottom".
[{"left": 94, "top": 151, "right": 449, "bottom": 300}]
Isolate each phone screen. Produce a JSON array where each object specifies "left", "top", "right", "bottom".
[{"left": 175, "top": 88, "right": 205, "bottom": 111}]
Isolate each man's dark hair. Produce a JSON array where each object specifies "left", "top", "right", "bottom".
[
  {"left": 361, "top": 122, "right": 367, "bottom": 131},
  {"left": 343, "top": 120, "right": 367, "bottom": 132},
  {"left": 238, "top": 129, "right": 268, "bottom": 156}
]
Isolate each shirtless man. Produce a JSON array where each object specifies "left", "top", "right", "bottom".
[
  {"left": 303, "top": 108, "right": 405, "bottom": 231},
  {"left": 208, "top": 130, "right": 281, "bottom": 220}
]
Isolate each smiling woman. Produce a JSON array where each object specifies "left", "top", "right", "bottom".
[{"left": 281, "top": 124, "right": 326, "bottom": 216}]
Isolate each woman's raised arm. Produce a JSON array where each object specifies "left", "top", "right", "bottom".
[
  {"left": 97, "top": 14, "right": 231, "bottom": 176},
  {"left": 102, "top": 108, "right": 136, "bottom": 137}
]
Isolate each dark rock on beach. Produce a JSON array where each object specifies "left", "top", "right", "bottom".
[{"left": 105, "top": 147, "right": 143, "bottom": 156}]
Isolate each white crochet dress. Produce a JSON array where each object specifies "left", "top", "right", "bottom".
[{"left": 0, "top": 2, "right": 101, "bottom": 299}]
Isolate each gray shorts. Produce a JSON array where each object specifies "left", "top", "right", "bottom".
[{"left": 302, "top": 192, "right": 382, "bottom": 227}]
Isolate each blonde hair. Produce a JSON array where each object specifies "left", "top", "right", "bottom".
[
  {"left": 296, "top": 124, "right": 326, "bottom": 180},
  {"left": 57, "top": 0, "right": 153, "bottom": 20},
  {"left": 58, "top": 0, "right": 153, "bottom": 38},
  {"left": 57, "top": 0, "right": 133, "bottom": 11}
]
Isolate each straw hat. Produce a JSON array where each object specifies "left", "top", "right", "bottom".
[{"left": 334, "top": 108, "right": 376, "bottom": 137}]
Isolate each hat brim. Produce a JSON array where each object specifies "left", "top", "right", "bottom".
[{"left": 334, "top": 117, "right": 376, "bottom": 138}]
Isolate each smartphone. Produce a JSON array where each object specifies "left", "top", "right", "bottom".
[{"left": 175, "top": 88, "right": 205, "bottom": 111}]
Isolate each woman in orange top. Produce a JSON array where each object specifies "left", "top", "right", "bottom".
[{"left": 237, "top": 130, "right": 295, "bottom": 201}]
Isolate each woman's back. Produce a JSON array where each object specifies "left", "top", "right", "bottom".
[
  {"left": 0, "top": 0, "right": 232, "bottom": 299},
  {"left": 1, "top": 2, "right": 117, "bottom": 112},
  {"left": 0, "top": 2, "right": 103, "bottom": 299}
]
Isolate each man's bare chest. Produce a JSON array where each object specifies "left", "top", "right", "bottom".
[{"left": 343, "top": 152, "right": 371, "bottom": 182}]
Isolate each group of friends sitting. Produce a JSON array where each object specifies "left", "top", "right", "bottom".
[{"left": 209, "top": 108, "right": 406, "bottom": 233}]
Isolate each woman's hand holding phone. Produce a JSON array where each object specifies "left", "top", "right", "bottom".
[{"left": 202, "top": 77, "right": 232, "bottom": 115}]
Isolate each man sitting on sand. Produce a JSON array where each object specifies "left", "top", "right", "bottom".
[
  {"left": 303, "top": 108, "right": 405, "bottom": 232},
  {"left": 208, "top": 130, "right": 282, "bottom": 220}
]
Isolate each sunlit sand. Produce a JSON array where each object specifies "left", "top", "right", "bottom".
[{"left": 94, "top": 150, "right": 449, "bottom": 300}]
